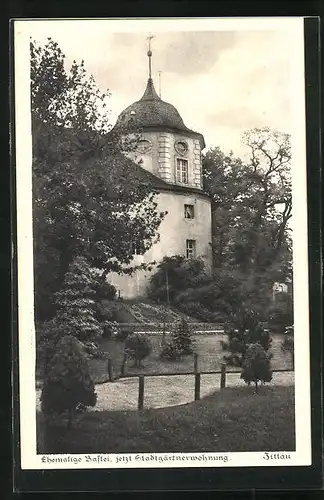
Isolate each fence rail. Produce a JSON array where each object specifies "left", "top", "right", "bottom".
[
  {"left": 116, "top": 368, "right": 293, "bottom": 378},
  {"left": 106, "top": 353, "right": 293, "bottom": 410}
]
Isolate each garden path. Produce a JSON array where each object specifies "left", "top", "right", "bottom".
[{"left": 36, "top": 371, "right": 294, "bottom": 413}]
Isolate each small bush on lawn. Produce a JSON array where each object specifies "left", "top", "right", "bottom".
[
  {"left": 172, "top": 318, "right": 194, "bottom": 355},
  {"left": 241, "top": 343, "right": 273, "bottom": 392},
  {"left": 159, "top": 340, "right": 183, "bottom": 361},
  {"left": 41, "top": 335, "right": 97, "bottom": 428},
  {"left": 222, "top": 309, "right": 272, "bottom": 367},
  {"left": 124, "top": 332, "right": 152, "bottom": 368},
  {"left": 159, "top": 319, "right": 194, "bottom": 361}
]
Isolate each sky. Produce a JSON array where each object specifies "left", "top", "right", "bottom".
[{"left": 22, "top": 19, "right": 298, "bottom": 156}]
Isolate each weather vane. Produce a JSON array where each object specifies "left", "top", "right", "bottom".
[{"left": 147, "top": 35, "right": 154, "bottom": 79}]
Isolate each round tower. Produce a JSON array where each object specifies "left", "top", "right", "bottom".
[{"left": 109, "top": 40, "right": 212, "bottom": 298}]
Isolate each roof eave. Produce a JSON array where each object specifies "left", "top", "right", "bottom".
[{"left": 131, "top": 124, "right": 205, "bottom": 148}]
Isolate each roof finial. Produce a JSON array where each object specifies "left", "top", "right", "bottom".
[{"left": 147, "top": 34, "right": 154, "bottom": 79}]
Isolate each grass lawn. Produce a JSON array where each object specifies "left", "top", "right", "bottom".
[
  {"left": 89, "top": 333, "right": 293, "bottom": 383},
  {"left": 37, "top": 385, "right": 295, "bottom": 454}
]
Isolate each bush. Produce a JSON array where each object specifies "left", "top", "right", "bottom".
[
  {"left": 159, "top": 319, "right": 194, "bottom": 361},
  {"left": 172, "top": 318, "right": 194, "bottom": 355},
  {"left": 281, "top": 324, "right": 294, "bottom": 368},
  {"left": 241, "top": 343, "right": 273, "bottom": 391},
  {"left": 175, "top": 300, "right": 217, "bottom": 322},
  {"left": 147, "top": 255, "right": 207, "bottom": 303},
  {"left": 41, "top": 335, "right": 97, "bottom": 428},
  {"left": 159, "top": 340, "right": 183, "bottom": 361},
  {"left": 222, "top": 310, "right": 272, "bottom": 367},
  {"left": 268, "top": 292, "right": 293, "bottom": 332},
  {"left": 124, "top": 332, "right": 152, "bottom": 368}
]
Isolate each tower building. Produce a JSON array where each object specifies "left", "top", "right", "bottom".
[{"left": 109, "top": 39, "right": 212, "bottom": 298}]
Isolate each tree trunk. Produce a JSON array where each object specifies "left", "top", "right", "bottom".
[{"left": 255, "top": 381, "right": 258, "bottom": 393}]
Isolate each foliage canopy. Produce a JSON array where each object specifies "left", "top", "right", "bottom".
[
  {"left": 31, "top": 38, "right": 164, "bottom": 320},
  {"left": 41, "top": 334, "right": 97, "bottom": 428}
]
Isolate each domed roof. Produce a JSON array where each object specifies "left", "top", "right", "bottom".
[{"left": 114, "top": 78, "right": 204, "bottom": 146}]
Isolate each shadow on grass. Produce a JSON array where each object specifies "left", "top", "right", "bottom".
[{"left": 37, "top": 385, "right": 295, "bottom": 455}]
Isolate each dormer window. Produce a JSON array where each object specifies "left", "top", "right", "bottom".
[{"left": 176, "top": 158, "right": 188, "bottom": 184}]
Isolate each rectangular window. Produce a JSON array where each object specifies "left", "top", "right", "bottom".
[
  {"left": 186, "top": 239, "right": 196, "bottom": 259},
  {"left": 176, "top": 158, "right": 188, "bottom": 184},
  {"left": 184, "top": 204, "right": 195, "bottom": 219}
]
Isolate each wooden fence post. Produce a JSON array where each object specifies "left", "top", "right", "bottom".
[
  {"left": 220, "top": 363, "right": 226, "bottom": 389},
  {"left": 120, "top": 353, "right": 127, "bottom": 378},
  {"left": 107, "top": 357, "right": 113, "bottom": 382},
  {"left": 194, "top": 353, "right": 198, "bottom": 373},
  {"left": 194, "top": 373, "right": 201, "bottom": 401},
  {"left": 138, "top": 375, "right": 145, "bottom": 410}
]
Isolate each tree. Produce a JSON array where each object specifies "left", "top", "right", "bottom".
[
  {"left": 203, "top": 127, "right": 292, "bottom": 276},
  {"left": 202, "top": 128, "right": 292, "bottom": 358},
  {"left": 31, "top": 38, "right": 164, "bottom": 320},
  {"left": 41, "top": 335, "right": 97, "bottom": 428},
  {"left": 124, "top": 332, "right": 152, "bottom": 368},
  {"left": 172, "top": 318, "right": 194, "bottom": 355},
  {"left": 239, "top": 127, "right": 292, "bottom": 272},
  {"left": 53, "top": 256, "right": 103, "bottom": 342},
  {"left": 202, "top": 147, "right": 246, "bottom": 269},
  {"left": 241, "top": 343, "right": 273, "bottom": 392}
]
